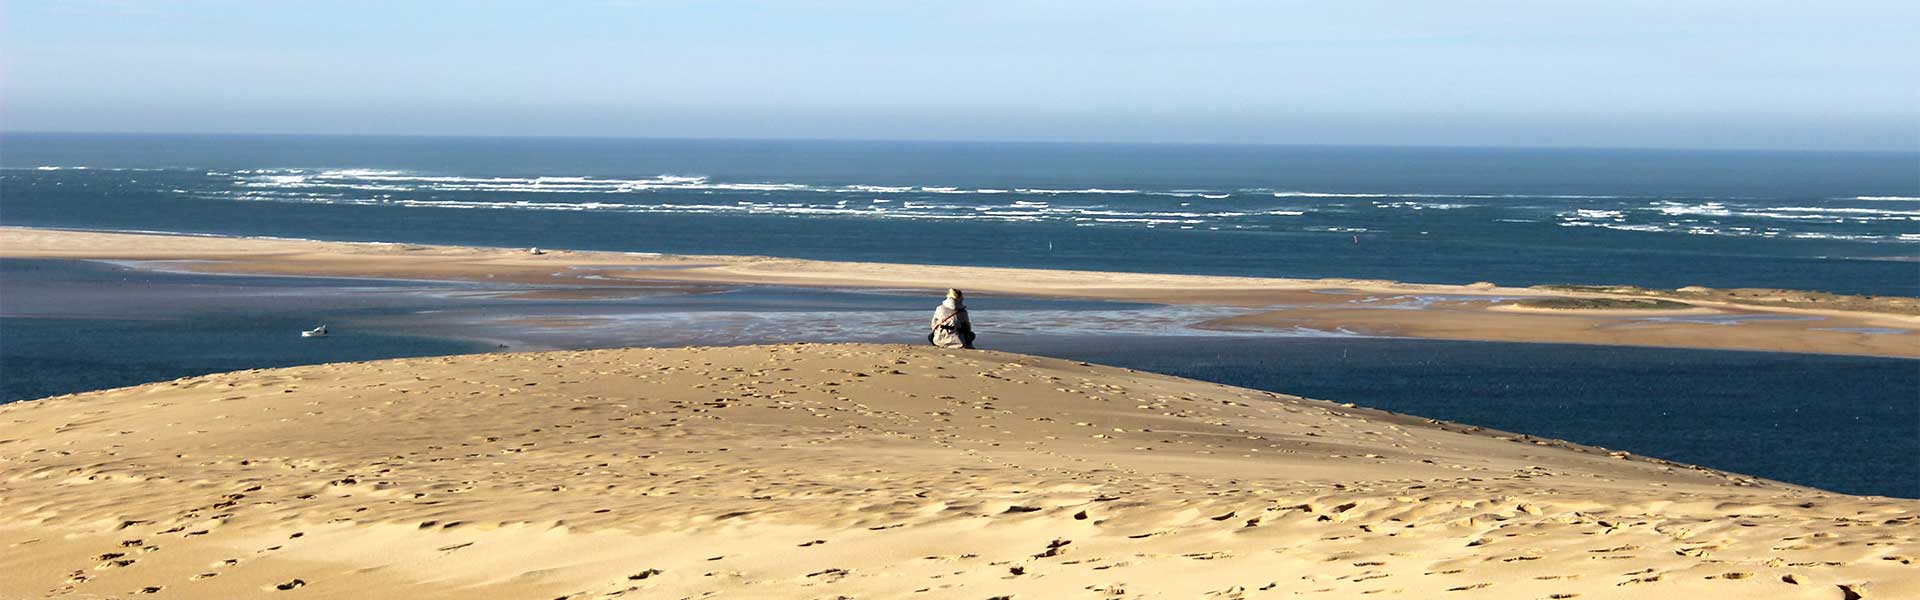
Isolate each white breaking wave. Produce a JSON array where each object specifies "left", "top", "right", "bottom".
[
  {"left": 1557, "top": 219, "right": 1920, "bottom": 243},
  {"left": 37, "top": 165, "right": 1911, "bottom": 241},
  {"left": 1786, "top": 232, "right": 1915, "bottom": 241},
  {"left": 23, "top": 167, "right": 1896, "bottom": 216},
  {"left": 1272, "top": 190, "right": 1627, "bottom": 200},
  {"left": 228, "top": 169, "right": 1199, "bottom": 198},
  {"left": 219, "top": 170, "right": 1640, "bottom": 203},
  {"left": 1016, "top": 188, "right": 1143, "bottom": 195},
  {"left": 1273, "top": 191, "right": 1395, "bottom": 198},
  {"left": 198, "top": 168, "right": 1333, "bottom": 228},
  {"left": 844, "top": 185, "right": 914, "bottom": 193},
  {"left": 1372, "top": 201, "right": 1476, "bottom": 210},
  {"left": 212, "top": 192, "right": 1314, "bottom": 227},
  {"left": 1643, "top": 201, "right": 1920, "bottom": 222},
  {"left": 1559, "top": 221, "right": 1668, "bottom": 233},
  {"left": 18, "top": 166, "right": 173, "bottom": 172},
  {"left": 1554, "top": 199, "right": 1920, "bottom": 242},
  {"left": 1765, "top": 206, "right": 1920, "bottom": 217},
  {"left": 1652, "top": 202, "right": 1733, "bottom": 217}
]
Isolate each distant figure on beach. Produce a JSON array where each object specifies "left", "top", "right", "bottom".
[{"left": 929, "top": 289, "right": 976, "bottom": 349}]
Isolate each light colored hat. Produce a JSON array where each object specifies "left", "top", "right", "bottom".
[{"left": 947, "top": 288, "right": 963, "bottom": 299}]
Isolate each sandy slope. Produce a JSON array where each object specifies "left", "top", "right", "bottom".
[{"left": 2, "top": 344, "right": 1913, "bottom": 599}]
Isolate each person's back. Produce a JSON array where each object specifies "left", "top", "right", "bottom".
[{"left": 929, "top": 289, "right": 975, "bottom": 349}]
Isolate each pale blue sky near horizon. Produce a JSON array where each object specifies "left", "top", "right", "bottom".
[{"left": 3, "top": 1, "right": 1916, "bottom": 151}]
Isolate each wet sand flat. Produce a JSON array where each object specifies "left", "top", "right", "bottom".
[{"left": 3, "top": 227, "right": 1916, "bottom": 357}]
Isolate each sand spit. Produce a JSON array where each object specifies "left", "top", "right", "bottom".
[
  {"left": 3, "top": 227, "right": 1915, "bottom": 358},
  {"left": 2, "top": 344, "right": 1914, "bottom": 598}
]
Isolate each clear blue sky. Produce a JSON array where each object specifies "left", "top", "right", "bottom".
[{"left": 4, "top": 1, "right": 1915, "bottom": 150}]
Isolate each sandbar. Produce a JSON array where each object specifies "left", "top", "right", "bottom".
[{"left": 2, "top": 227, "right": 1916, "bottom": 357}]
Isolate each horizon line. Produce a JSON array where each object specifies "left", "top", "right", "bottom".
[{"left": 4, "top": 128, "right": 1914, "bottom": 155}]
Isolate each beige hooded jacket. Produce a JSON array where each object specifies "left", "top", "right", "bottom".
[{"left": 929, "top": 297, "right": 973, "bottom": 349}]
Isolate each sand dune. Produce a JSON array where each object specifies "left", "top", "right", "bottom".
[{"left": 3, "top": 344, "right": 1913, "bottom": 598}]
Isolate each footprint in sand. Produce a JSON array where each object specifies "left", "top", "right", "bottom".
[
  {"left": 1034, "top": 539, "right": 1072, "bottom": 558},
  {"left": 97, "top": 558, "right": 137, "bottom": 570}
]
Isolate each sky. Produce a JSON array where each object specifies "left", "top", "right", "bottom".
[{"left": 3, "top": 1, "right": 1916, "bottom": 150}]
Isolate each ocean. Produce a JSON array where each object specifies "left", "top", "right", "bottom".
[
  {"left": 2, "top": 132, "right": 1916, "bottom": 295},
  {"left": 1, "top": 133, "right": 1916, "bottom": 498},
  {"left": 1004, "top": 336, "right": 1919, "bottom": 499}
]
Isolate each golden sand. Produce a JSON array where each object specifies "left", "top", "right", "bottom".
[{"left": 2, "top": 344, "right": 1914, "bottom": 598}]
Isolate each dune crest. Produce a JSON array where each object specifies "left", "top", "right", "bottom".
[{"left": 2, "top": 344, "right": 1913, "bottom": 598}]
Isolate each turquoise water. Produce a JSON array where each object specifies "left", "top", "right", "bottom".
[{"left": 3, "top": 132, "right": 1916, "bottom": 295}]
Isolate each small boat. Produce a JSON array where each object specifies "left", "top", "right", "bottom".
[{"left": 301, "top": 325, "right": 329, "bottom": 338}]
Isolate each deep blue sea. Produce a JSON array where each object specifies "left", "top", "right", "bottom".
[
  {"left": 3, "top": 132, "right": 1916, "bottom": 294},
  {"left": 1002, "top": 337, "right": 1918, "bottom": 499}
]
